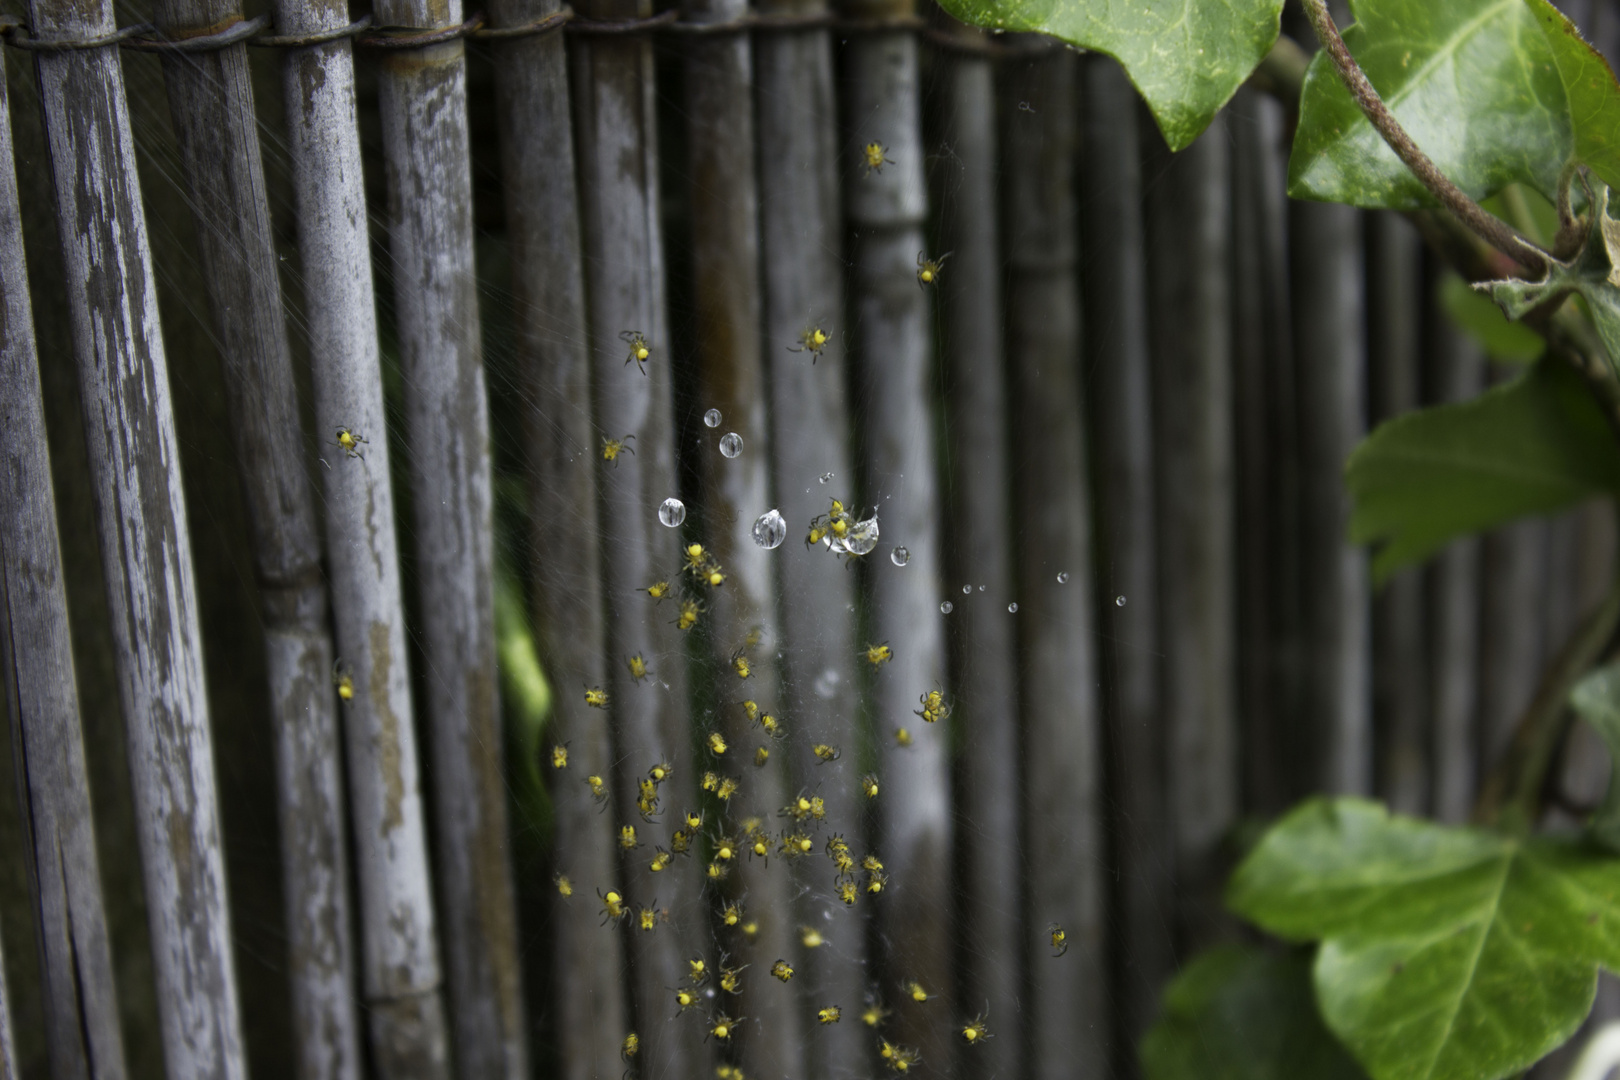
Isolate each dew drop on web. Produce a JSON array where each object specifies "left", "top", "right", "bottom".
[{"left": 658, "top": 498, "right": 686, "bottom": 528}]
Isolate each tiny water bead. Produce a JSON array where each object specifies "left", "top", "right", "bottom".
[
  {"left": 890, "top": 546, "right": 910, "bottom": 567},
  {"left": 962, "top": 584, "right": 972, "bottom": 595},
  {"left": 819, "top": 472, "right": 834, "bottom": 484},
  {"left": 1115, "top": 595, "right": 1127, "bottom": 607},
  {"left": 751, "top": 509, "right": 787, "bottom": 549},
  {"left": 1057, "top": 571, "right": 1070, "bottom": 584},
  {"left": 658, "top": 498, "right": 687, "bottom": 528},
  {"left": 703, "top": 408, "right": 722, "bottom": 428},
  {"left": 719, "top": 432, "right": 744, "bottom": 458},
  {"left": 940, "top": 601, "right": 954, "bottom": 614},
  {"left": 1007, "top": 603, "right": 1018, "bottom": 613}
]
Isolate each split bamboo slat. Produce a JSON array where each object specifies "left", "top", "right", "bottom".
[
  {"left": 26, "top": 0, "right": 249, "bottom": 1072},
  {"left": 0, "top": 43, "right": 129, "bottom": 1080}
]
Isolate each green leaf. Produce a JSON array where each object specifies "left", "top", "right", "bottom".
[
  {"left": 1228, "top": 798, "right": 1620, "bottom": 1080},
  {"left": 930, "top": 0, "right": 1282, "bottom": 151},
  {"left": 1346, "top": 357, "right": 1620, "bottom": 582},
  {"left": 1525, "top": 0, "right": 1620, "bottom": 195},
  {"left": 1141, "top": 944, "right": 1368, "bottom": 1080},
  {"left": 1570, "top": 665, "right": 1620, "bottom": 852},
  {"left": 1438, "top": 272, "right": 1547, "bottom": 363},
  {"left": 1290, "top": 0, "right": 1572, "bottom": 209}
]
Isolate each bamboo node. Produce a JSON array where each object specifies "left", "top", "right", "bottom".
[{"left": 357, "top": 13, "right": 486, "bottom": 47}]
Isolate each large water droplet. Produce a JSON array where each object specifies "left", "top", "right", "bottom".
[
  {"left": 719, "top": 432, "right": 743, "bottom": 458},
  {"left": 818, "top": 472, "right": 834, "bottom": 484},
  {"left": 703, "top": 408, "right": 722, "bottom": 428},
  {"left": 1057, "top": 571, "right": 1070, "bottom": 584},
  {"left": 939, "top": 601, "right": 954, "bottom": 614},
  {"left": 1115, "top": 595, "right": 1127, "bottom": 607},
  {"left": 842, "top": 514, "right": 879, "bottom": 556},
  {"left": 1007, "top": 602, "right": 1019, "bottom": 613},
  {"left": 751, "top": 509, "right": 786, "bottom": 549},
  {"left": 658, "top": 498, "right": 687, "bottom": 527},
  {"left": 890, "top": 546, "right": 910, "bottom": 567}
]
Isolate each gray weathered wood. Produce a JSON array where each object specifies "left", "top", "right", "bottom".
[
  {"left": 1080, "top": 59, "right": 1171, "bottom": 1053},
  {"left": 27, "top": 0, "right": 248, "bottom": 1071},
  {"left": 1366, "top": 212, "right": 1429, "bottom": 816},
  {"left": 1143, "top": 115, "right": 1237, "bottom": 954},
  {"left": 752, "top": 0, "right": 868, "bottom": 1072},
  {"left": 681, "top": 1, "right": 805, "bottom": 1075},
  {"left": 0, "top": 48, "right": 128, "bottom": 1080},
  {"left": 1480, "top": 518, "right": 1550, "bottom": 774},
  {"left": 572, "top": 7, "right": 704, "bottom": 1077},
  {"left": 371, "top": 0, "right": 526, "bottom": 1072},
  {"left": 1001, "top": 46, "right": 1107, "bottom": 1080},
  {"left": 144, "top": 3, "right": 363, "bottom": 1074},
  {"left": 270, "top": 0, "right": 450, "bottom": 1070},
  {"left": 932, "top": 27, "right": 1020, "bottom": 1080},
  {"left": 1290, "top": 200, "right": 1371, "bottom": 795},
  {"left": 486, "top": 0, "right": 628, "bottom": 1074},
  {"left": 0, "top": 929, "right": 16, "bottom": 1080}
]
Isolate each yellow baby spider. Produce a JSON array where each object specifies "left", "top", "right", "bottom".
[
  {"left": 621, "top": 330, "right": 651, "bottom": 375},
  {"left": 335, "top": 426, "right": 368, "bottom": 459},
  {"left": 863, "top": 141, "right": 894, "bottom": 175},
  {"left": 788, "top": 325, "right": 830, "bottom": 363},
  {"left": 602, "top": 434, "right": 636, "bottom": 466},
  {"left": 961, "top": 1013, "right": 991, "bottom": 1044},
  {"left": 915, "top": 251, "right": 951, "bottom": 288},
  {"left": 865, "top": 642, "right": 893, "bottom": 667},
  {"left": 818, "top": 1005, "right": 842, "bottom": 1025},
  {"left": 585, "top": 686, "right": 609, "bottom": 709}
]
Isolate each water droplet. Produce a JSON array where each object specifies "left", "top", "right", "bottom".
[
  {"left": 818, "top": 472, "right": 834, "bottom": 484},
  {"left": 939, "top": 601, "right": 954, "bottom": 614},
  {"left": 703, "top": 408, "right": 722, "bottom": 428},
  {"left": 719, "top": 432, "right": 743, "bottom": 458},
  {"left": 962, "top": 584, "right": 972, "bottom": 595},
  {"left": 1008, "top": 602, "right": 1018, "bottom": 613},
  {"left": 841, "top": 514, "right": 879, "bottom": 556},
  {"left": 813, "top": 669, "right": 841, "bottom": 699},
  {"left": 1115, "top": 595, "right": 1127, "bottom": 607},
  {"left": 751, "top": 509, "right": 787, "bottom": 549},
  {"left": 658, "top": 498, "right": 687, "bottom": 528},
  {"left": 890, "top": 546, "right": 910, "bottom": 567},
  {"left": 978, "top": 585, "right": 986, "bottom": 592},
  {"left": 1057, "top": 571, "right": 1070, "bottom": 584}
]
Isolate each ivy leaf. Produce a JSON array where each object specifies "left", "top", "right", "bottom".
[
  {"left": 1228, "top": 798, "right": 1620, "bottom": 1080},
  {"left": 929, "top": 0, "right": 1283, "bottom": 151},
  {"left": 1570, "top": 665, "right": 1620, "bottom": 852},
  {"left": 1290, "top": 0, "right": 1572, "bottom": 209},
  {"left": 1141, "top": 944, "right": 1368, "bottom": 1080},
  {"left": 1346, "top": 356, "right": 1620, "bottom": 582},
  {"left": 1525, "top": 0, "right": 1620, "bottom": 195},
  {"left": 1438, "top": 272, "right": 1546, "bottom": 363}
]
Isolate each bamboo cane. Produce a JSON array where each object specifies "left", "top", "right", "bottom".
[
  {"left": 1079, "top": 58, "right": 1171, "bottom": 1054},
  {"left": 0, "top": 46, "right": 129, "bottom": 1080},
  {"left": 752, "top": 1, "right": 868, "bottom": 1073},
  {"left": 269, "top": 0, "right": 449, "bottom": 1069},
  {"left": 26, "top": 0, "right": 248, "bottom": 1071},
  {"left": 142, "top": 3, "right": 363, "bottom": 1073},
  {"left": 1001, "top": 45, "right": 1106, "bottom": 1080},
  {"left": 486, "top": 0, "right": 628, "bottom": 1075},
  {"left": 0, "top": 930, "right": 16, "bottom": 1080},
  {"left": 931, "top": 22, "right": 1020, "bottom": 1080}
]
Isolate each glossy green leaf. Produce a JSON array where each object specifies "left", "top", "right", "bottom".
[
  {"left": 1141, "top": 944, "right": 1368, "bottom": 1080},
  {"left": 1346, "top": 357, "right": 1620, "bottom": 582},
  {"left": 1525, "top": 0, "right": 1620, "bottom": 195},
  {"left": 1438, "top": 272, "right": 1546, "bottom": 363},
  {"left": 930, "top": 0, "right": 1282, "bottom": 151},
  {"left": 1228, "top": 798, "right": 1620, "bottom": 1080},
  {"left": 1570, "top": 665, "right": 1620, "bottom": 852},
  {"left": 1290, "top": 0, "right": 1572, "bottom": 209}
]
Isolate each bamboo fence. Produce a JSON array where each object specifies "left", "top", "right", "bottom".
[{"left": 0, "top": 2, "right": 1615, "bottom": 1079}]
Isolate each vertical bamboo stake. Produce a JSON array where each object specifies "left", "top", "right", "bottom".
[
  {"left": 1480, "top": 520, "right": 1549, "bottom": 769},
  {"left": 572, "top": 9, "right": 703, "bottom": 1079},
  {"left": 1290, "top": 200, "right": 1371, "bottom": 795},
  {"left": 0, "top": 931, "right": 15, "bottom": 1080},
  {"left": 144, "top": 3, "right": 363, "bottom": 1074},
  {"left": 1366, "top": 213, "right": 1429, "bottom": 816},
  {"left": 1428, "top": 311, "right": 1484, "bottom": 824},
  {"left": 0, "top": 49, "right": 128, "bottom": 1080},
  {"left": 1079, "top": 58, "right": 1171, "bottom": 1051},
  {"left": 1143, "top": 116, "right": 1236, "bottom": 953},
  {"left": 487, "top": 2, "right": 627, "bottom": 1077},
  {"left": 680, "top": 4, "right": 804, "bottom": 1078},
  {"left": 753, "top": 4, "right": 868, "bottom": 1075},
  {"left": 27, "top": 0, "right": 248, "bottom": 1072},
  {"left": 371, "top": 1, "right": 528, "bottom": 1073},
  {"left": 931, "top": 23, "right": 1020, "bottom": 1080},
  {"left": 270, "top": 0, "right": 449, "bottom": 1069},
  {"left": 1002, "top": 47, "right": 1107, "bottom": 1080},
  {"left": 842, "top": 5, "right": 952, "bottom": 1071}
]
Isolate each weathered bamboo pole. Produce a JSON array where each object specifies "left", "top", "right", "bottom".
[
  {"left": 27, "top": 0, "right": 248, "bottom": 1072},
  {"left": 486, "top": 2, "right": 627, "bottom": 1077},
  {"left": 572, "top": 11, "right": 704, "bottom": 1079},
  {"left": 1143, "top": 116, "right": 1237, "bottom": 954},
  {"left": 1079, "top": 59, "right": 1170, "bottom": 1054},
  {"left": 270, "top": 0, "right": 449, "bottom": 1069},
  {"left": 1480, "top": 521, "right": 1549, "bottom": 770},
  {"left": 1366, "top": 212, "right": 1429, "bottom": 816},
  {"left": 0, "top": 49, "right": 128, "bottom": 1080},
  {"left": 1290, "top": 200, "right": 1370, "bottom": 795},
  {"left": 681, "top": 5, "right": 805, "bottom": 1078},
  {"left": 753, "top": 3, "right": 868, "bottom": 1074},
  {"left": 1001, "top": 47, "right": 1107, "bottom": 1080},
  {"left": 144, "top": 5, "right": 362, "bottom": 1075},
  {"left": 931, "top": 24, "right": 1020, "bottom": 1080},
  {"left": 371, "top": 0, "right": 528, "bottom": 1072},
  {"left": 0, "top": 930, "right": 16, "bottom": 1080}
]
